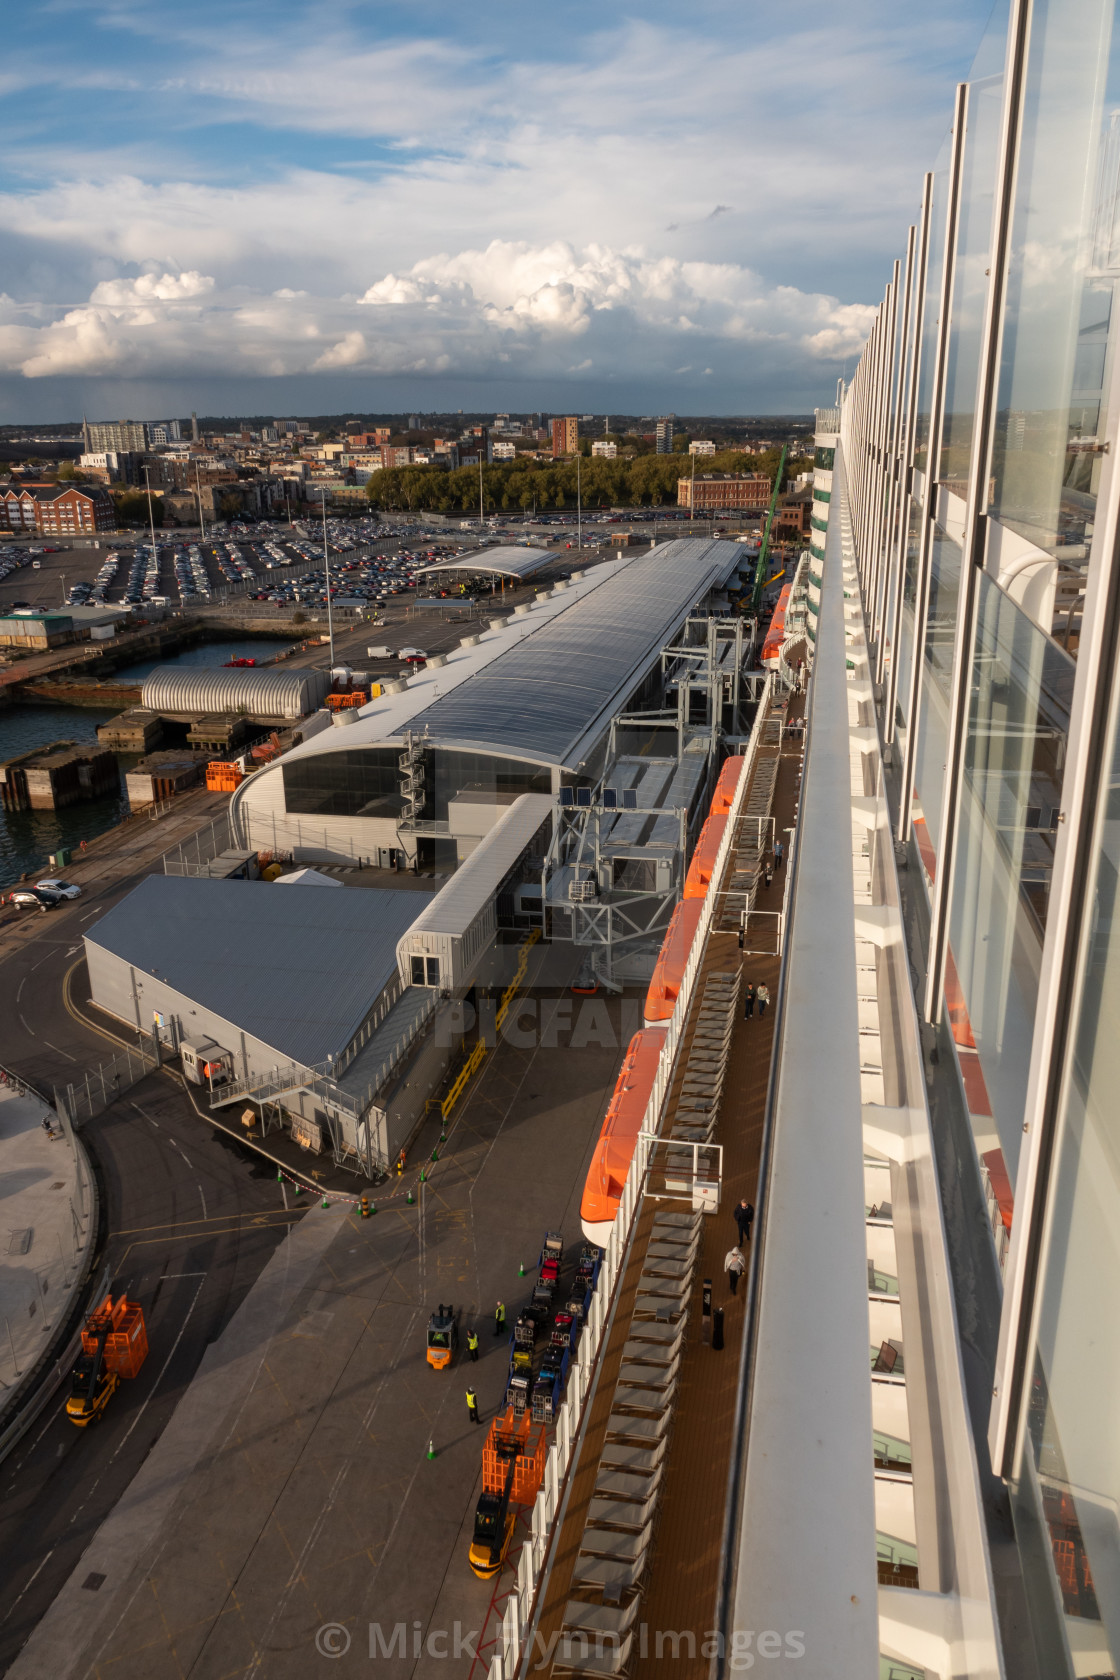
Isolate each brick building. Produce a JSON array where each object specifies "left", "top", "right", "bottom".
[
  {"left": 34, "top": 485, "right": 115, "bottom": 534},
  {"left": 551, "top": 417, "right": 579, "bottom": 457},
  {"left": 677, "top": 473, "right": 772, "bottom": 512},
  {"left": 0, "top": 486, "right": 44, "bottom": 531}
]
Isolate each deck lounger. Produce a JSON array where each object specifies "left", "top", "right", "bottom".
[
  {"left": 606, "top": 1410, "right": 669, "bottom": 1442},
  {"left": 612, "top": 1385, "right": 673, "bottom": 1414},
  {"left": 641, "top": 1256, "right": 692, "bottom": 1280},
  {"left": 621, "top": 1339, "right": 680, "bottom": 1367},
  {"left": 618, "top": 1361, "right": 677, "bottom": 1391},
  {"left": 551, "top": 1630, "right": 634, "bottom": 1678},
  {"left": 599, "top": 1438, "right": 667, "bottom": 1473},
  {"left": 595, "top": 1466, "right": 665, "bottom": 1501},
  {"left": 645, "top": 1239, "right": 700, "bottom": 1259},
  {"left": 633, "top": 1294, "right": 687, "bottom": 1319},
  {"left": 578, "top": 1521, "right": 653, "bottom": 1560},
  {"left": 637, "top": 1273, "right": 689, "bottom": 1299},
  {"left": 571, "top": 1555, "right": 643, "bottom": 1593},
  {"left": 563, "top": 1599, "right": 641, "bottom": 1639},
  {"left": 627, "top": 1317, "right": 684, "bottom": 1343},
  {"left": 586, "top": 1497, "right": 652, "bottom": 1532},
  {"left": 654, "top": 1211, "right": 702, "bottom": 1230}
]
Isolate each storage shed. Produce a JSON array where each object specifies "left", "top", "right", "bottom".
[
  {"left": 141, "top": 664, "right": 330, "bottom": 721},
  {"left": 396, "top": 793, "right": 551, "bottom": 991}
]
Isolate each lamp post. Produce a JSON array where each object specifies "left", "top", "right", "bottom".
[
  {"left": 320, "top": 491, "right": 335, "bottom": 668},
  {"left": 576, "top": 450, "right": 582, "bottom": 551},
  {"left": 195, "top": 463, "right": 206, "bottom": 544},
  {"left": 142, "top": 464, "right": 157, "bottom": 555}
]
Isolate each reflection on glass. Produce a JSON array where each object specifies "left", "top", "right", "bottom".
[
  {"left": 914, "top": 141, "right": 951, "bottom": 480},
  {"left": 990, "top": 0, "right": 1120, "bottom": 632},
  {"left": 1012, "top": 710, "right": 1120, "bottom": 1675},
  {"left": 893, "top": 500, "right": 923, "bottom": 763},
  {"left": 948, "top": 574, "right": 1073, "bottom": 1176},
  {"left": 939, "top": 65, "right": 1005, "bottom": 490},
  {"left": 911, "top": 531, "right": 963, "bottom": 872}
]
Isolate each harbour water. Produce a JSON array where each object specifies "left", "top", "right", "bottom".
[
  {"left": 110, "top": 637, "right": 295, "bottom": 685},
  {"left": 0, "top": 638, "right": 302, "bottom": 888},
  {"left": 0, "top": 705, "right": 125, "bottom": 889}
]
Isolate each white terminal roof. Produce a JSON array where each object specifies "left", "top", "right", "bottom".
[
  {"left": 413, "top": 545, "right": 554, "bottom": 580},
  {"left": 232, "top": 542, "right": 737, "bottom": 814}
]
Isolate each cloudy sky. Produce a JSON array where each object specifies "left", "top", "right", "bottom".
[{"left": 0, "top": 0, "right": 995, "bottom": 422}]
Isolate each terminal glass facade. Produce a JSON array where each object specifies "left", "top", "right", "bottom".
[{"left": 838, "top": 0, "right": 1120, "bottom": 1668}]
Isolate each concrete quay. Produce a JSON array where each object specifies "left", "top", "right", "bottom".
[{"left": 0, "top": 1077, "right": 99, "bottom": 1449}]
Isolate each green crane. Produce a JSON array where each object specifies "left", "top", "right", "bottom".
[{"left": 751, "top": 444, "right": 788, "bottom": 618}]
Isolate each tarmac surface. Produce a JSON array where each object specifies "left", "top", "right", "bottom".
[
  {"left": 0, "top": 790, "right": 302, "bottom": 1674},
  {"left": 6, "top": 982, "right": 631, "bottom": 1680}
]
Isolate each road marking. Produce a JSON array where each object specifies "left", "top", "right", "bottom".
[
  {"left": 65, "top": 944, "right": 81, "bottom": 957},
  {"left": 0, "top": 1547, "right": 55, "bottom": 1628},
  {"left": 16, "top": 977, "right": 25, "bottom": 1002},
  {"left": 109, "top": 1278, "right": 205, "bottom": 1462},
  {"left": 162, "top": 1272, "right": 207, "bottom": 1279},
  {"left": 198, "top": 1185, "right": 207, "bottom": 1221},
  {"left": 40, "top": 1037, "right": 76, "bottom": 1061},
  {"left": 114, "top": 1210, "right": 298, "bottom": 1236},
  {"left": 79, "top": 908, "right": 99, "bottom": 922},
  {"left": 18, "top": 1012, "right": 31, "bottom": 1035},
  {"left": 130, "top": 1100, "right": 157, "bottom": 1129}
]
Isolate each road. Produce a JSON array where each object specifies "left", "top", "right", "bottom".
[{"left": 0, "top": 870, "right": 300, "bottom": 1675}]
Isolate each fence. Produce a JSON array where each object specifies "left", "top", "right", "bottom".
[
  {"left": 487, "top": 678, "right": 773, "bottom": 1680},
  {"left": 161, "top": 812, "right": 234, "bottom": 876},
  {"left": 59, "top": 1041, "right": 159, "bottom": 1126}
]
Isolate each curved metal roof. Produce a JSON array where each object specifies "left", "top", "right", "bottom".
[
  {"left": 397, "top": 539, "right": 733, "bottom": 766},
  {"left": 413, "top": 545, "right": 554, "bottom": 579},
  {"left": 142, "top": 664, "right": 330, "bottom": 719}
]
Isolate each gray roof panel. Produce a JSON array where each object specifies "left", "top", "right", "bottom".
[
  {"left": 84, "top": 875, "right": 432, "bottom": 1067},
  {"left": 397, "top": 540, "right": 733, "bottom": 765}
]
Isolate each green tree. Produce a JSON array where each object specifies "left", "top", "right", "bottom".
[{"left": 112, "top": 489, "right": 165, "bottom": 526}]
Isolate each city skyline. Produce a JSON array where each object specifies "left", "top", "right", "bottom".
[{"left": 0, "top": 0, "right": 993, "bottom": 420}]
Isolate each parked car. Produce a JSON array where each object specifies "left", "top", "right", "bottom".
[
  {"left": 9, "top": 887, "right": 61, "bottom": 911},
  {"left": 36, "top": 878, "right": 81, "bottom": 899}
]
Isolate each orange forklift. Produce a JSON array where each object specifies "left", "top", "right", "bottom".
[
  {"left": 66, "top": 1293, "right": 148, "bottom": 1427},
  {"left": 468, "top": 1408, "right": 546, "bottom": 1579},
  {"left": 426, "top": 1304, "right": 459, "bottom": 1371}
]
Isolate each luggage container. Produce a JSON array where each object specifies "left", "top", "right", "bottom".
[{"left": 505, "top": 1372, "right": 530, "bottom": 1414}]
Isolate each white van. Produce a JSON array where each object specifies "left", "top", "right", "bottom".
[{"left": 366, "top": 644, "right": 392, "bottom": 659}]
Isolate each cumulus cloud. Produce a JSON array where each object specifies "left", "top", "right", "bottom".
[{"left": 0, "top": 244, "right": 875, "bottom": 387}]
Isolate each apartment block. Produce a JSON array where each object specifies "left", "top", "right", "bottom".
[{"left": 550, "top": 417, "right": 579, "bottom": 457}]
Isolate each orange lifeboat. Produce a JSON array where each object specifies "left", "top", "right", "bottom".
[
  {"left": 683, "top": 811, "right": 728, "bottom": 900},
  {"left": 761, "top": 583, "right": 792, "bottom": 670},
  {"left": 710, "top": 755, "right": 745, "bottom": 815},
  {"left": 643, "top": 897, "right": 704, "bottom": 1028},
  {"left": 581, "top": 1030, "right": 665, "bottom": 1242}
]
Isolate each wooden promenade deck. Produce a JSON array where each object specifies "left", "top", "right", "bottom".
[{"left": 530, "top": 693, "right": 806, "bottom": 1679}]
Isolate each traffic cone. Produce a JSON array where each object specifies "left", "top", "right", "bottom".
[
  {"left": 430, "top": 1148, "right": 439, "bottom": 1163},
  {"left": 360, "top": 1194, "right": 371, "bottom": 1218},
  {"left": 407, "top": 1191, "right": 415, "bottom": 1205},
  {"left": 321, "top": 1197, "right": 330, "bottom": 1209},
  {"left": 427, "top": 1439, "right": 437, "bottom": 1460},
  {"left": 419, "top": 1169, "right": 426, "bottom": 1184},
  {"left": 294, "top": 1184, "right": 301, "bottom": 1196},
  {"left": 518, "top": 1262, "right": 525, "bottom": 1277},
  {"left": 440, "top": 1131, "right": 447, "bottom": 1143},
  {"left": 276, "top": 1169, "right": 283, "bottom": 1183}
]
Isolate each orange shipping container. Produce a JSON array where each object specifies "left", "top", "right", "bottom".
[
  {"left": 482, "top": 1408, "right": 546, "bottom": 1504},
  {"left": 206, "top": 762, "right": 244, "bottom": 792}
]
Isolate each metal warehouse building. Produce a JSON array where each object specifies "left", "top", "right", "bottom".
[{"left": 142, "top": 664, "right": 331, "bottom": 720}]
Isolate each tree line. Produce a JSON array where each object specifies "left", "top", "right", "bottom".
[{"left": 364, "top": 447, "right": 805, "bottom": 515}]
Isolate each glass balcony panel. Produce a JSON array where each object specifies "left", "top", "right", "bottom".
[
  {"left": 911, "top": 531, "right": 963, "bottom": 874},
  {"left": 989, "top": 0, "right": 1120, "bottom": 579},
  {"left": 947, "top": 573, "right": 1074, "bottom": 1177}
]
